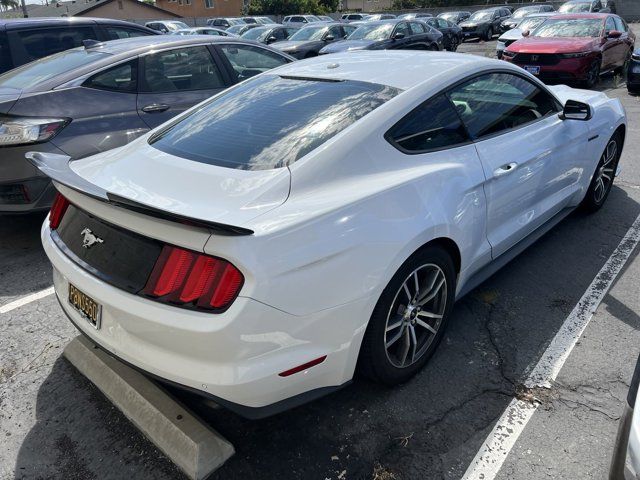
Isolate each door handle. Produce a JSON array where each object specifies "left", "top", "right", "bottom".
[
  {"left": 142, "top": 103, "right": 170, "bottom": 113},
  {"left": 493, "top": 162, "right": 518, "bottom": 177}
]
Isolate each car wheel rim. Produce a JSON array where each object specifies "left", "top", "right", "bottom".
[
  {"left": 588, "top": 61, "right": 600, "bottom": 85},
  {"left": 384, "top": 264, "right": 447, "bottom": 368},
  {"left": 593, "top": 139, "right": 617, "bottom": 203}
]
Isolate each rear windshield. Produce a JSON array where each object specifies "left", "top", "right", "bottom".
[
  {"left": 150, "top": 74, "right": 400, "bottom": 170},
  {"left": 0, "top": 47, "right": 109, "bottom": 90}
]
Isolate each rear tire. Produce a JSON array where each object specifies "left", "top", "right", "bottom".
[
  {"left": 357, "top": 246, "right": 456, "bottom": 385},
  {"left": 581, "top": 131, "right": 622, "bottom": 213}
]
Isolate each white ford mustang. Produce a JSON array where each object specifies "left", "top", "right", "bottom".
[{"left": 31, "top": 51, "right": 626, "bottom": 418}]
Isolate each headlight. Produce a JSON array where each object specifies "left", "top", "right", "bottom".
[
  {"left": 559, "top": 51, "right": 591, "bottom": 58},
  {"left": 631, "top": 53, "right": 640, "bottom": 61},
  {"left": 502, "top": 50, "right": 515, "bottom": 58},
  {"left": 0, "top": 115, "right": 69, "bottom": 147}
]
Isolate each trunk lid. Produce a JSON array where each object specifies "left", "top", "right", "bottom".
[
  {"left": 70, "top": 139, "right": 291, "bottom": 230},
  {"left": 0, "top": 86, "right": 21, "bottom": 113}
]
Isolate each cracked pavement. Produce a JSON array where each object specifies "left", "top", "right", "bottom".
[{"left": 2, "top": 37, "right": 640, "bottom": 480}]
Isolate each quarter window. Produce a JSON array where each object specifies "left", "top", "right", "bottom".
[
  {"left": 448, "top": 72, "right": 559, "bottom": 139},
  {"left": 409, "top": 22, "right": 426, "bottom": 34},
  {"left": 387, "top": 94, "right": 470, "bottom": 153},
  {"left": 84, "top": 60, "right": 137, "bottom": 92},
  {"left": 219, "top": 44, "right": 288, "bottom": 81},
  {"left": 141, "top": 46, "right": 224, "bottom": 93}
]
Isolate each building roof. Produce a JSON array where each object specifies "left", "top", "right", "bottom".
[{"left": 0, "top": 0, "right": 180, "bottom": 19}]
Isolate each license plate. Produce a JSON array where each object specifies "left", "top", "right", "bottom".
[
  {"left": 524, "top": 65, "right": 540, "bottom": 75},
  {"left": 68, "top": 283, "right": 102, "bottom": 329}
]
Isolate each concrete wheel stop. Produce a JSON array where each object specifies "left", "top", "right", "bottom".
[{"left": 63, "top": 335, "right": 235, "bottom": 480}]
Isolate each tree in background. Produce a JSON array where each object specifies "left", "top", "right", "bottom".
[
  {"left": 0, "top": 0, "right": 18, "bottom": 12},
  {"left": 248, "top": 0, "right": 337, "bottom": 15}
]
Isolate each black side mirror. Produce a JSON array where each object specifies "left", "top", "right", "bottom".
[
  {"left": 324, "top": 34, "right": 335, "bottom": 41},
  {"left": 393, "top": 32, "right": 405, "bottom": 40},
  {"left": 266, "top": 35, "right": 277, "bottom": 43},
  {"left": 560, "top": 99, "right": 592, "bottom": 121}
]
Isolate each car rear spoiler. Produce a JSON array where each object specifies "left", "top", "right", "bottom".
[{"left": 26, "top": 152, "right": 254, "bottom": 236}]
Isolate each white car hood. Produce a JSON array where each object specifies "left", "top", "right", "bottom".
[
  {"left": 70, "top": 139, "right": 291, "bottom": 229},
  {"left": 498, "top": 28, "right": 523, "bottom": 42}
]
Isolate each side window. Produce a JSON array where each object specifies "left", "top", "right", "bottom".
[
  {"left": 285, "top": 27, "right": 298, "bottom": 38},
  {"left": 105, "top": 26, "right": 154, "bottom": 39},
  {"left": 141, "top": 46, "right": 225, "bottom": 93},
  {"left": 327, "top": 25, "right": 343, "bottom": 38},
  {"left": 15, "top": 26, "right": 97, "bottom": 62},
  {"left": 437, "top": 18, "right": 450, "bottom": 28},
  {"left": 448, "top": 72, "right": 559, "bottom": 139},
  {"left": 386, "top": 94, "right": 470, "bottom": 153},
  {"left": 219, "top": 44, "right": 288, "bottom": 81},
  {"left": 344, "top": 25, "right": 357, "bottom": 37},
  {"left": 409, "top": 22, "right": 425, "bottom": 34},
  {"left": 615, "top": 17, "right": 627, "bottom": 32},
  {"left": 605, "top": 16, "right": 616, "bottom": 33},
  {"left": 84, "top": 60, "right": 137, "bottom": 92},
  {"left": 0, "top": 32, "right": 12, "bottom": 73},
  {"left": 394, "top": 22, "right": 411, "bottom": 37},
  {"left": 425, "top": 18, "right": 436, "bottom": 27}
]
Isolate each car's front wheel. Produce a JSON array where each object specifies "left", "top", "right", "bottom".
[
  {"left": 584, "top": 59, "right": 601, "bottom": 89},
  {"left": 484, "top": 27, "right": 493, "bottom": 41},
  {"left": 582, "top": 132, "right": 622, "bottom": 212},
  {"left": 358, "top": 245, "right": 456, "bottom": 385}
]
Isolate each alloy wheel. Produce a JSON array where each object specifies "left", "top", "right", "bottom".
[
  {"left": 593, "top": 139, "right": 617, "bottom": 204},
  {"left": 384, "top": 264, "right": 447, "bottom": 368}
]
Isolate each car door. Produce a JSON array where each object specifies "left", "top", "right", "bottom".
[
  {"left": 390, "top": 22, "right": 412, "bottom": 49},
  {"left": 51, "top": 59, "right": 149, "bottom": 158},
  {"left": 601, "top": 16, "right": 622, "bottom": 69},
  {"left": 137, "top": 45, "right": 229, "bottom": 128},
  {"left": 448, "top": 72, "right": 589, "bottom": 258}
]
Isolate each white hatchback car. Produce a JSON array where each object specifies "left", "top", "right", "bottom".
[{"left": 32, "top": 51, "right": 626, "bottom": 418}]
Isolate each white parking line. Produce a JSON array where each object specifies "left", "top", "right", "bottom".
[
  {"left": 0, "top": 287, "right": 55, "bottom": 314},
  {"left": 462, "top": 212, "right": 640, "bottom": 480}
]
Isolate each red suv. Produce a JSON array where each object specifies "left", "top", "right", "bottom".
[{"left": 502, "top": 14, "right": 635, "bottom": 88}]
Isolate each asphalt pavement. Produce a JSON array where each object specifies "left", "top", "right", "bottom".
[{"left": 1, "top": 34, "right": 640, "bottom": 480}]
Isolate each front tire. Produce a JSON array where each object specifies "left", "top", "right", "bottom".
[
  {"left": 581, "top": 132, "right": 622, "bottom": 212},
  {"left": 358, "top": 246, "right": 456, "bottom": 385},
  {"left": 484, "top": 27, "right": 493, "bottom": 41},
  {"left": 584, "top": 59, "right": 601, "bottom": 89}
]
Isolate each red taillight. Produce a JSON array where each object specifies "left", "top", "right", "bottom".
[
  {"left": 142, "top": 245, "right": 244, "bottom": 312},
  {"left": 49, "top": 192, "right": 70, "bottom": 229}
]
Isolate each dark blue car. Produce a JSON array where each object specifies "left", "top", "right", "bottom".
[
  {"left": 627, "top": 49, "right": 640, "bottom": 94},
  {"left": 318, "top": 19, "right": 443, "bottom": 55}
]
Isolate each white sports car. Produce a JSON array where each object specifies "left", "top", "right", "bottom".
[{"left": 32, "top": 51, "right": 626, "bottom": 418}]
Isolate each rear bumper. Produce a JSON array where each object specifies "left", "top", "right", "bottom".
[
  {"left": 43, "top": 222, "right": 370, "bottom": 418},
  {"left": 0, "top": 142, "right": 67, "bottom": 213}
]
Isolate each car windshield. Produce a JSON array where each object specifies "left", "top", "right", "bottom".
[
  {"left": 439, "top": 13, "right": 458, "bottom": 21},
  {"left": 559, "top": 2, "right": 592, "bottom": 12},
  {"left": 469, "top": 11, "right": 494, "bottom": 21},
  {"left": 227, "top": 25, "right": 246, "bottom": 34},
  {"left": 517, "top": 16, "right": 548, "bottom": 31},
  {"left": 241, "top": 27, "right": 269, "bottom": 40},
  {"left": 512, "top": 7, "right": 536, "bottom": 19},
  {"left": 0, "top": 48, "right": 109, "bottom": 90},
  {"left": 150, "top": 75, "right": 400, "bottom": 170},
  {"left": 169, "top": 21, "right": 189, "bottom": 30},
  {"left": 348, "top": 23, "right": 394, "bottom": 40},
  {"left": 533, "top": 18, "right": 602, "bottom": 37},
  {"left": 289, "top": 26, "right": 327, "bottom": 41},
  {"left": 229, "top": 19, "right": 245, "bottom": 25}
]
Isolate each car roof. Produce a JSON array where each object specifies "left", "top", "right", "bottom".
[
  {"left": 270, "top": 50, "right": 498, "bottom": 90},
  {"left": 548, "top": 12, "right": 610, "bottom": 19},
  {"left": 0, "top": 17, "right": 151, "bottom": 30}
]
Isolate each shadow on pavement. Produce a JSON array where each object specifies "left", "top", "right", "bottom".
[{"left": 0, "top": 212, "right": 51, "bottom": 301}]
